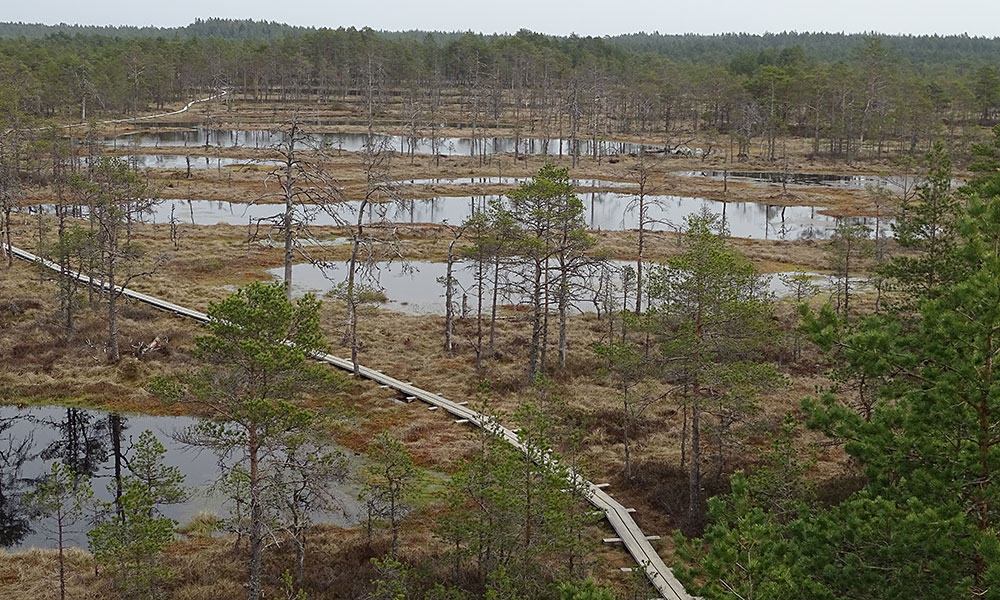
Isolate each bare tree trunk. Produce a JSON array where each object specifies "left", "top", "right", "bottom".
[
  {"left": 2, "top": 208, "right": 11, "bottom": 268},
  {"left": 528, "top": 258, "right": 543, "bottom": 380},
  {"left": 390, "top": 495, "right": 399, "bottom": 558},
  {"left": 680, "top": 402, "right": 687, "bottom": 469},
  {"left": 475, "top": 259, "right": 484, "bottom": 370},
  {"left": 248, "top": 431, "right": 262, "bottom": 600},
  {"left": 294, "top": 529, "right": 305, "bottom": 587},
  {"left": 489, "top": 255, "right": 500, "bottom": 355},
  {"left": 623, "top": 386, "right": 632, "bottom": 479},
  {"left": 540, "top": 256, "right": 551, "bottom": 374},
  {"left": 558, "top": 265, "right": 569, "bottom": 368},
  {"left": 689, "top": 306, "right": 704, "bottom": 522},
  {"left": 346, "top": 234, "right": 362, "bottom": 377},
  {"left": 444, "top": 230, "right": 462, "bottom": 354},
  {"left": 87, "top": 217, "right": 95, "bottom": 304},
  {"left": 58, "top": 514, "right": 66, "bottom": 600},
  {"left": 106, "top": 249, "right": 120, "bottom": 363},
  {"left": 635, "top": 189, "right": 645, "bottom": 314},
  {"left": 688, "top": 396, "right": 701, "bottom": 521},
  {"left": 282, "top": 122, "right": 299, "bottom": 299}
]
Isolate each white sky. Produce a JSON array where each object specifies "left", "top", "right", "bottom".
[{"left": 6, "top": 0, "right": 1000, "bottom": 37}]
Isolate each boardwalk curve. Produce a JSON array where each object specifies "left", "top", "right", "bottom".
[{"left": 10, "top": 243, "right": 690, "bottom": 600}]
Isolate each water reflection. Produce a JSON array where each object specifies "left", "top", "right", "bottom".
[
  {"left": 122, "top": 155, "right": 280, "bottom": 170},
  {"left": 676, "top": 170, "right": 914, "bottom": 191},
  {"left": 0, "top": 405, "right": 360, "bottom": 550},
  {"left": 1, "top": 407, "right": 120, "bottom": 547},
  {"left": 30, "top": 193, "right": 878, "bottom": 241},
  {"left": 0, "top": 413, "right": 33, "bottom": 547},
  {"left": 104, "top": 128, "right": 660, "bottom": 157},
  {"left": 37, "top": 408, "right": 113, "bottom": 479},
  {"left": 271, "top": 260, "right": 845, "bottom": 317},
  {"left": 395, "top": 177, "right": 634, "bottom": 188}
]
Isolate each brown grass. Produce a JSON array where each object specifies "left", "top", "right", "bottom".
[
  {"left": 24, "top": 95, "right": 915, "bottom": 222},
  {"left": 0, "top": 241, "right": 854, "bottom": 596},
  {"left": 0, "top": 95, "right": 888, "bottom": 595},
  {"left": 0, "top": 547, "right": 101, "bottom": 599}
]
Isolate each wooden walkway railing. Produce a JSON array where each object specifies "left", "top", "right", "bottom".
[{"left": 8, "top": 244, "right": 691, "bottom": 600}]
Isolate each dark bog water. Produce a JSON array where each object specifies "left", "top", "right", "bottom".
[
  {"left": 124, "top": 155, "right": 280, "bottom": 170},
  {"left": 269, "top": 259, "right": 849, "bottom": 317},
  {"left": 395, "top": 177, "right": 634, "bottom": 188},
  {"left": 676, "top": 170, "right": 911, "bottom": 191},
  {"left": 104, "top": 128, "right": 659, "bottom": 157},
  {"left": 0, "top": 405, "right": 360, "bottom": 550},
  {"left": 31, "top": 193, "right": 880, "bottom": 241}
]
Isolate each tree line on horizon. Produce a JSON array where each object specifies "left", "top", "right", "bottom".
[
  {"left": 0, "top": 22, "right": 999, "bottom": 163},
  {"left": 2, "top": 19, "right": 1000, "bottom": 63}
]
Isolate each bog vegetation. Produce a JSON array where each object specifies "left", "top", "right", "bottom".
[
  {"left": 0, "top": 20, "right": 999, "bottom": 162},
  {"left": 2, "top": 17, "right": 1000, "bottom": 600}
]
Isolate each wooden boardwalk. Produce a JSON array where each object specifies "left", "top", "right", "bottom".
[
  {"left": 62, "top": 91, "right": 226, "bottom": 130},
  {"left": 8, "top": 244, "right": 690, "bottom": 600}
]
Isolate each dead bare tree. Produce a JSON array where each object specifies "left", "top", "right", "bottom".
[
  {"left": 253, "top": 114, "right": 352, "bottom": 303},
  {"left": 623, "top": 152, "right": 663, "bottom": 314},
  {"left": 429, "top": 70, "right": 444, "bottom": 166},
  {"left": 262, "top": 116, "right": 320, "bottom": 298},
  {"left": 402, "top": 82, "right": 424, "bottom": 165},
  {"left": 469, "top": 55, "right": 486, "bottom": 167},
  {"left": 442, "top": 223, "right": 468, "bottom": 355},
  {"left": 340, "top": 52, "right": 405, "bottom": 376},
  {"left": 566, "top": 76, "right": 582, "bottom": 168}
]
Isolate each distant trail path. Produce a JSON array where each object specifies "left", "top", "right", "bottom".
[
  {"left": 14, "top": 90, "right": 227, "bottom": 134},
  {"left": 8, "top": 175, "right": 690, "bottom": 600}
]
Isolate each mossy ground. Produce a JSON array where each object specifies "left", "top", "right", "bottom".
[{"left": 0, "top": 98, "right": 880, "bottom": 598}]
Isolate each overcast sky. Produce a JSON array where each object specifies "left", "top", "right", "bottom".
[{"left": 6, "top": 0, "right": 1000, "bottom": 37}]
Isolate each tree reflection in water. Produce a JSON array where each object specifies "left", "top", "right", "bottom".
[
  {"left": 1, "top": 408, "right": 128, "bottom": 547},
  {"left": 0, "top": 414, "right": 34, "bottom": 546}
]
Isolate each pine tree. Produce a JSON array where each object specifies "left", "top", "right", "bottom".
[
  {"left": 508, "top": 164, "right": 591, "bottom": 378},
  {"left": 883, "top": 140, "right": 962, "bottom": 302},
  {"left": 437, "top": 396, "right": 592, "bottom": 597},
  {"left": 69, "top": 157, "right": 159, "bottom": 363},
  {"left": 966, "top": 124, "right": 1000, "bottom": 200},
  {"left": 155, "top": 281, "right": 343, "bottom": 600},
  {"left": 826, "top": 221, "right": 873, "bottom": 318},
  {"left": 360, "top": 432, "right": 423, "bottom": 558},
  {"left": 87, "top": 431, "right": 184, "bottom": 599},
  {"left": 798, "top": 193, "right": 1000, "bottom": 596},
  {"left": 592, "top": 338, "right": 657, "bottom": 479},
  {"left": 648, "top": 209, "right": 779, "bottom": 525},
  {"left": 25, "top": 462, "right": 93, "bottom": 600}
]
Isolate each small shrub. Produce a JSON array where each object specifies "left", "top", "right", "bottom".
[
  {"left": 189, "top": 257, "right": 223, "bottom": 273},
  {"left": 116, "top": 356, "right": 143, "bottom": 382},
  {"left": 177, "top": 512, "right": 220, "bottom": 538}
]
